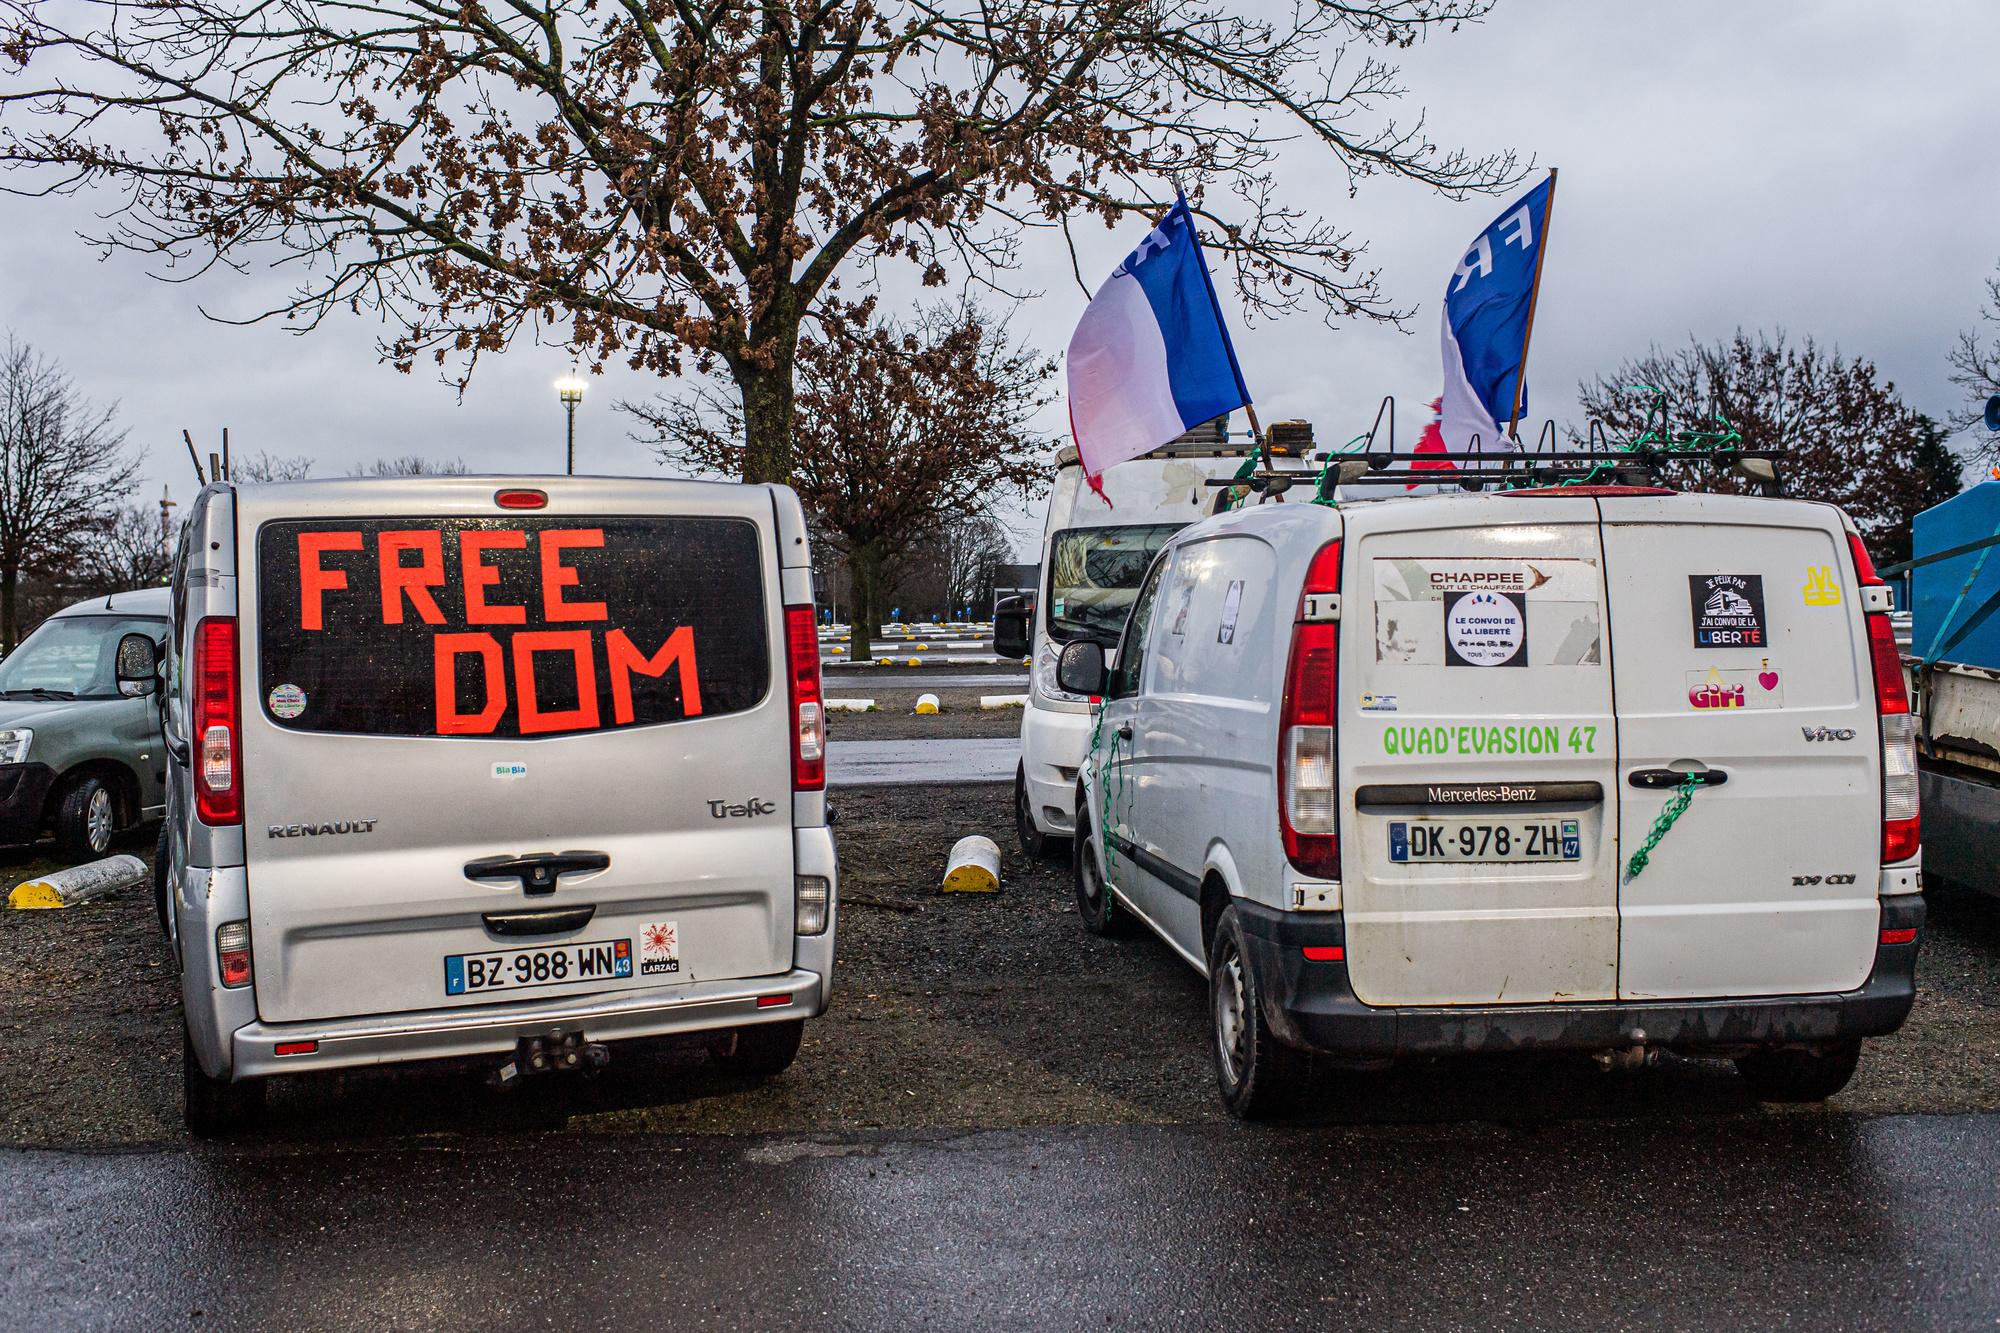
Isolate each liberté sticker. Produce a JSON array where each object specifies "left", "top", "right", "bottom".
[
  {"left": 639, "top": 921, "right": 681, "bottom": 976},
  {"left": 267, "top": 683, "right": 307, "bottom": 719},
  {"left": 1444, "top": 590, "right": 1526, "bottom": 667},
  {"left": 1802, "top": 566, "right": 1842, "bottom": 607},
  {"left": 491, "top": 761, "right": 529, "bottom": 780},
  {"left": 1685, "top": 662, "right": 1783, "bottom": 709},
  {"left": 1689, "top": 574, "right": 1768, "bottom": 648}
]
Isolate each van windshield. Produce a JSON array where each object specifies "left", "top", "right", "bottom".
[
  {"left": 256, "top": 516, "right": 769, "bottom": 738},
  {"left": 0, "top": 615, "right": 166, "bottom": 701},
  {"left": 1046, "top": 524, "right": 1181, "bottom": 642}
]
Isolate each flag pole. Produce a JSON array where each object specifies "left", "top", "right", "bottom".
[
  {"left": 1505, "top": 167, "right": 1558, "bottom": 443},
  {"left": 1179, "top": 193, "right": 1266, "bottom": 468}
]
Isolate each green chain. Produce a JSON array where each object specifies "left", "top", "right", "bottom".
[{"left": 1624, "top": 773, "right": 1704, "bottom": 881}]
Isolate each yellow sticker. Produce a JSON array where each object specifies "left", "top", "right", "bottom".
[{"left": 1803, "top": 566, "right": 1842, "bottom": 607}]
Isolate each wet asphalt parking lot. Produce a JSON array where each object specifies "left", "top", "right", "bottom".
[{"left": 4, "top": 715, "right": 2000, "bottom": 1327}]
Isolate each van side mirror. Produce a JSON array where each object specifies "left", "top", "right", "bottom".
[
  {"left": 1055, "top": 640, "right": 1106, "bottom": 697},
  {"left": 992, "top": 595, "right": 1033, "bottom": 661},
  {"left": 116, "top": 633, "right": 159, "bottom": 698}
]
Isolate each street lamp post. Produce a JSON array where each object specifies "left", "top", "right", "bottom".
[{"left": 555, "top": 372, "right": 587, "bottom": 474}]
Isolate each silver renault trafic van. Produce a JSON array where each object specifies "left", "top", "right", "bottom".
[
  {"left": 148, "top": 476, "right": 837, "bottom": 1135},
  {"left": 1065, "top": 487, "right": 1922, "bottom": 1117}
]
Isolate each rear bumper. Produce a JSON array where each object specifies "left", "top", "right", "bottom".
[
  {"left": 0, "top": 762, "right": 54, "bottom": 843},
  {"left": 1237, "top": 896, "right": 1925, "bottom": 1060},
  {"left": 230, "top": 968, "right": 826, "bottom": 1080}
]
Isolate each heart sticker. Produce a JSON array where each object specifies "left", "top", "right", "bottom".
[{"left": 1757, "top": 670, "right": 1780, "bottom": 691}]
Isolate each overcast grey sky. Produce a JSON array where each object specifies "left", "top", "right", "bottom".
[{"left": 3, "top": 1, "right": 1996, "bottom": 553}]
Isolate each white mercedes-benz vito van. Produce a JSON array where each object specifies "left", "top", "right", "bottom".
[
  {"left": 144, "top": 476, "right": 837, "bottom": 1135},
  {"left": 1063, "top": 486, "right": 1923, "bottom": 1117}
]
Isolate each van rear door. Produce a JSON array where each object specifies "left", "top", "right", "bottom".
[
  {"left": 1340, "top": 496, "right": 1620, "bottom": 1005},
  {"left": 236, "top": 478, "right": 795, "bottom": 1024},
  {"left": 1598, "top": 495, "right": 1879, "bottom": 999}
]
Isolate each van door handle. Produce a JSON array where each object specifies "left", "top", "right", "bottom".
[
  {"left": 1627, "top": 768, "right": 1728, "bottom": 790},
  {"left": 482, "top": 905, "right": 597, "bottom": 936},
  {"left": 464, "top": 851, "right": 611, "bottom": 896}
]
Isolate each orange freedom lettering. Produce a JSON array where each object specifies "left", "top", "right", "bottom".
[
  {"left": 539, "top": 529, "right": 608, "bottom": 622},
  {"left": 378, "top": 530, "right": 446, "bottom": 626},
  {"left": 513, "top": 630, "right": 600, "bottom": 735},
  {"left": 298, "top": 531, "right": 363, "bottom": 631},
  {"left": 460, "top": 530, "right": 527, "bottom": 625},
  {"left": 434, "top": 633, "right": 506, "bottom": 734},
  {"left": 607, "top": 626, "right": 701, "bottom": 724}
]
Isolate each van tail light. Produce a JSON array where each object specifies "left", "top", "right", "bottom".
[
  {"left": 1848, "top": 533, "right": 1919, "bottom": 863},
  {"left": 1279, "top": 541, "right": 1341, "bottom": 879},
  {"left": 194, "top": 617, "right": 242, "bottom": 825},
  {"left": 785, "top": 605, "right": 825, "bottom": 791},
  {"left": 215, "top": 920, "right": 252, "bottom": 988}
]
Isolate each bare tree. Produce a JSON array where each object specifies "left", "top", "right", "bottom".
[
  {"left": 351, "top": 455, "right": 470, "bottom": 477},
  {"left": 0, "top": 337, "right": 139, "bottom": 647},
  {"left": 76, "top": 503, "right": 172, "bottom": 592},
  {"left": 0, "top": 0, "right": 1518, "bottom": 484},
  {"left": 633, "top": 301, "right": 1049, "bottom": 654},
  {"left": 1948, "top": 258, "right": 2000, "bottom": 465},
  {"left": 229, "top": 451, "right": 316, "bottom": 483},
  {"left": 1578, "top": 331, "right": 1957, "bottom": 566},
  {"left": 940, "top": 512, "right": 1016, "bottom": 616}
]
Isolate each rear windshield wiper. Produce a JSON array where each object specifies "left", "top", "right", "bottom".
[{"left": 0, "top": 688, "right": 77, "bottom": 700}]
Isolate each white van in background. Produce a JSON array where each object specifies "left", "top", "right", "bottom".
[
  {"left": 148, "top": 476, "right": 837, "bottom": 1135},
  {"left": 1000, "top": 419, "right": 1316, "bottom": 856},
  {"left": 1062, "top": 486, "right": 1924, "bottom": 1117}
]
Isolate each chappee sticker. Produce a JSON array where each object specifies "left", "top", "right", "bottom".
[{"left": 1374, "top": 557, "right": 1602, "bottom": 667}]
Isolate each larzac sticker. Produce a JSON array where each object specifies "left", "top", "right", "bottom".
[
  {"left": 1359, "top": 691, "right": 1400, "bottom": 713},
  {"left": 491, "top": 761, "right": 529, "bottom": 780},
  {"left": 1686, "top": 663, "right": 1783, "bottom": 709},
  {"left": 1689, "top": 573, "right": 1768, "bottom": 648},
  {"left": 639, "top": 920, "right": 681, "bottom": 976},
  {"left": 1802, "top": 566, "right": 1842, "bottom": 607},
  {"left": 267, "top": 683, "right": 307, "bottom": 719},
  {"left": 1382, "top": 723, "right": 1599, "bottom": 757},
  {"left": 1374, "top": 557, "right": 1602, "bottom": 667}
]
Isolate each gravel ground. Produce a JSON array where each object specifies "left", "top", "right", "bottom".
[
  {"left": 823, "top": 667, "right": 1027, "bottom": 741},
  {"left": 2, "top": 789, "right": 1997, "bottom": 1149}
]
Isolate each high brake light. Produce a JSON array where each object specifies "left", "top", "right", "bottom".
[
  {"left": 194, "top": 617, "right": 242, "bottom": 825},
  {"left": 785, "top": 605, "right": 825, "bottom": 791},
  {"left": 1279, "top": 541, "right": 1341, "bottom": 879},
  {"left": 1847, "top": 532, "right": 1918, "bottom": 863}
]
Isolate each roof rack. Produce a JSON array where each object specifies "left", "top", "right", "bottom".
[{"left": 1204, "top": 394, "right": 1783, "bottom": 503}]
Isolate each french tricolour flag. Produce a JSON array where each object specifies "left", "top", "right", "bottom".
[
  {"left": 1068, "top": 198, "right": 1251, "bottom": 489},
  {"left": 1441, "top": 172, "right": 1556, "bottom": 457}
]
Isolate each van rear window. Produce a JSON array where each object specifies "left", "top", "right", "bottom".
[{"left": 257, "top": 517, "right": 768, "bottom": 737}]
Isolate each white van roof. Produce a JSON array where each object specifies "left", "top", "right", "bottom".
[{"left": 54, "top": 586, "right": 171, "bottom": 617}]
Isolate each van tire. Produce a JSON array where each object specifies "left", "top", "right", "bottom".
[
  {"left": 710, "top": 1019, "right": 804, "bottom": 1078},
  {"left": 54, "top": 776, "right": 117, "bottom": 862},
  {"left": 1071, "top": 810, "right": 1133, "bottom": 938},
  {"left": 1734, "top": 1040, "right": 1863, "bottom": 1103},
  {"left": 1209, "top": 907, "right": 1307, "bottom": 1120},
  {"left": 1015, "top": 764, "right": 1066, "bottom": 859},
  {"left": 183, "top": 1029, "right": 265, "bottom": 1138}
]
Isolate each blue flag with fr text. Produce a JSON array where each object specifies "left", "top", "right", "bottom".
[{"left": 1440, "top": 174, "right": 1554, "bottom": 455}]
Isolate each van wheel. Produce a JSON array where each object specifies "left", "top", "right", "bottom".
[
  {"left": 183, "top": 1029, "right": 265, "bottom": 1138},
  {"left": 1735, "top": 1040, "right": 1863, "bottom": 1103},
  {"left": 1209, "top": 908, "right": 1307, "bottom": 1120},
  {"left": 1071, "top": 810, "right": 1132, "bottom": 938},
  {"left": 54, "top": 776, "right": 117, "bottom": 862},
  {"left": 710, "top": 1019, "right": 804, "bottom": 1078},
  {"left": 1015, "top": 764, "right": 1065, "bottom": 859}
]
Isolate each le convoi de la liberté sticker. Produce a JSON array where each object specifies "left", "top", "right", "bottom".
[{"left": 1373, "top": 557, "right": 1603, "bottom": 669}]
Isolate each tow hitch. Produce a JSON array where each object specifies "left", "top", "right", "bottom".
[{"left": 492, "top": 1031, "right": 610, "bottom": 1087}]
